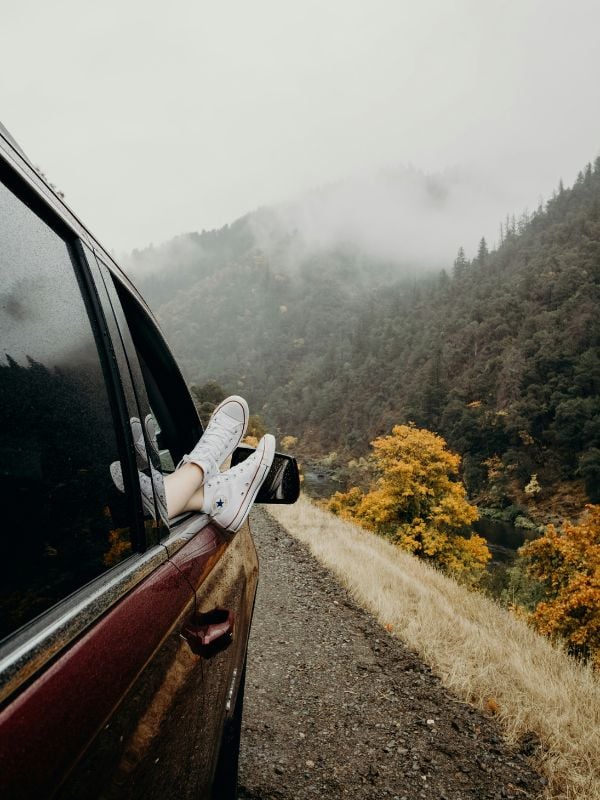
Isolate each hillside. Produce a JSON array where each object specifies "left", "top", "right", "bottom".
[
  {"left": 265, "top": 497, "right": 600, "bottom": 799},
  {"left": 133, "top": 162, "right": 600, "bottom": 512}
]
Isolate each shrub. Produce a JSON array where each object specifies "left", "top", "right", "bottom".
[
  {"left": 329, "top": 424, "right": 490, "bottom": 583},
  {"left": 522, "top": 505, "right": 600, "bottom": 665}
]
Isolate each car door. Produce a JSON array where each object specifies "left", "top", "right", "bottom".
[
  {"left": 0, "top": 146, "right": 231, "bottom": 799},
  {"left": 0, "top": 154, "right": 196, "bottom": 796},
  {"left": 90, "top": 254, "right": 259, "bottom": 789}
]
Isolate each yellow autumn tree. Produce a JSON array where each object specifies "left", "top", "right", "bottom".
[
  {"left": 522, "top": 505, "right": 600, "bottom": 666},
  {"left": 243, "top": 414, "right": 268, "bottom": 448},
  {"left": 329, "top": 424, "right": 489, "bottom": 582},
  {"left": 281, "top": 435, "right": 298, "bottom": 452}
]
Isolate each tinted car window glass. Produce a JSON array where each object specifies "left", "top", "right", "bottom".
[{"left": 0, "top": 180, "right": 134, "bottom": 641}]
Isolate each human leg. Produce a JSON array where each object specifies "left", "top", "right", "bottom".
[
  {"left": 165, "top": 433, "right": 275, "bottom": 531},
  {"left": 111, "top": 398, "right": 272, "bottom": 532},
  {"left": 163, "top": 463, "right": 205, "bottom": 518},
  {"left": 163, "top": 395, "right": 249, "bottom": 516}
]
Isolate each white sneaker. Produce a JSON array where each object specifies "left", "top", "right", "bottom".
[
  {"left": 179, "top": 395, "right": 249, "bottom": 479},
  {"left": 202, "top": 434, "right": 275, "bottom": 533}
]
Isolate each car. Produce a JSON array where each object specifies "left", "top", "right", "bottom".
[{"left": 0, "top": 121, "right": 299, "bottom": 800}]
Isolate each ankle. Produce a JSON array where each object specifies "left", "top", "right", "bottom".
[{"left": 179, "top": 461, "right": 205, "bottom": 483}]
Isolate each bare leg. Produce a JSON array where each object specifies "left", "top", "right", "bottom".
[
  {"left": 164, "top": 463, "right": 205, "bottom": 518},
  {"left": 180, "top": 484, "right": 206, "bottom": 514}
]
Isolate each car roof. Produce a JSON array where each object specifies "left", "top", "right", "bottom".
[
  {"left": 0, "top": 121, "right": 29, "bottom": 160},
  {"left": 0, "top": 120, "right": 158, "bottom": 326}
]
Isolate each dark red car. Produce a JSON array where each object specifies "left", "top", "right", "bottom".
[{"left": 0, "top": 122, "right": 299, "bottom": 799}]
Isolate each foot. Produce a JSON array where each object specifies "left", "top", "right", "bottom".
[
  {"left": 179, "top": 395, "right": 249, "bottom": 480},
  {"left": 202, "top": 434, "right": 275, "bottom": 533}
]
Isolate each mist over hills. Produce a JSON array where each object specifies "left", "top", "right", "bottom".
[
  {"left": 127, "top": 163, "right": 530, "bottom": 281},
  {"left": 130, "top": 161, "right": 600, "bottom": 511}
]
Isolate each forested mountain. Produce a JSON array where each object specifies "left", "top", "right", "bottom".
[{"left": 133, "top": 161, "right": 600, "bottom": 511}]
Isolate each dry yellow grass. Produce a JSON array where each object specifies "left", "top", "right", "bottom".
[{"left": 268, "top": 495, "right": 600, "bottom": 800}]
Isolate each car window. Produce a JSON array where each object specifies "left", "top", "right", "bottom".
[
  {"left": 109, "top": 276, "right": 203, "bottom": 478},
  {"left": 0, "top": 179, "right": 135, "bottom": 642}
]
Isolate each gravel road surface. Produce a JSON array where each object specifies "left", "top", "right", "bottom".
[{"left": 238, "top": 508, "right": 544, "bottom": 800}]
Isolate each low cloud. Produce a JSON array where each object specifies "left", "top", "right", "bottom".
[
  {"left": 250, "top": 164, "right": 536, "bottom": 270},
  {"left": 125, "top": 162, "right": 543, "bottom": 280}
]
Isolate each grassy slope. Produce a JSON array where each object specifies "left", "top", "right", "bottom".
[{"left": 268, "top": 496, "right": 600, "bottom": 799}]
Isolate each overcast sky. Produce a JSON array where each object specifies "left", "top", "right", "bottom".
[{"left": 3, "top": 0, "right": 600, "bottom": 256}]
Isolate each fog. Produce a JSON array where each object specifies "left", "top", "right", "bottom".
[
  {"left": 3, "top": 0, "right": 600, "bottom": 261},
  {"left": 125, "top": 159, "right": 557, "bottom": 279},
  {"left": 249, "top": 164, "right": 538, "bottom": 269}
]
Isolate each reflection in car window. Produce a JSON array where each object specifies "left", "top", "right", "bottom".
[
  {"left": 0, "top": 180, "right": 134, "bottom": 641},
  {"left": 146, "top": 412, "right": 175, "bottom": 473}
]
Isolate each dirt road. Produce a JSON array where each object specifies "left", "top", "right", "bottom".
[{"left": 238, "top": 508, "right": 544, "bottom": 800}]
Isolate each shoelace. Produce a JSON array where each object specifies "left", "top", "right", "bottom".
[
  {"left": 195, "top": 417, "right": 240, "bottom": 456},
  {"left": 206, "top": 448, "right": 259, "bottom": 491}
]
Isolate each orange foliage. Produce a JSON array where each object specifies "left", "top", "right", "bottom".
[
  {"left": 329, "top": 424, "right": 489, "bottom": 582},
  {"left": 522, "top": 505, "right": 600, "bottom": 666}
]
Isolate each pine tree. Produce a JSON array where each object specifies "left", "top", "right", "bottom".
[
  {"left": 422, "top": 348, "right": 446, "bottom": 429},
  {"left": 477, "top": 237, "right": 488, "bottom": 266},
  {"left": 453, "top": 246, "right": 468, "bottom": 278}
]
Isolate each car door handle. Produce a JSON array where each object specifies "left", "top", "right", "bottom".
[{"left": 182, "top": 609, "right": 235, "bottom": 657}]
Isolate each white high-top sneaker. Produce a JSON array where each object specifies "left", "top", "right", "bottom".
[
  {"left": 202, "top": 434, "right": 275, "bottom": 533},
  {"left": 179, "top": 395, "right": 249, "bottom": 479}
]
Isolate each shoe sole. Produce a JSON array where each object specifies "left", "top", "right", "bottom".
[
  {"left": 183, "top": 395, "right": 249, "bottom": 474},
  {"left": 210, "top": 395, "right": 249, "bottom": 443},
  {"left": 226, "top": 434, "right": 275, "bottom": 533}
]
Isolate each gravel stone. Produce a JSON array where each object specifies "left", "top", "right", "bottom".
[{"left": 238, "top": 508, "right": 544, "bottom": 799}]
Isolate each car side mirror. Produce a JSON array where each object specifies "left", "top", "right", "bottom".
[{"left": 231, "top": 446, "right": 300, "bottom": 504}]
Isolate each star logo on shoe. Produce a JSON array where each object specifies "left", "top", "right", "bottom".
[{"left": 214, "top": 496, "right": 227, "bottom": 512}]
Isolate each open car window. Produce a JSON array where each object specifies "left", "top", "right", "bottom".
[
  {"left": 110, "top": 276, "right": 202, "bottom": 470},
  {"left": 92, "top": 259, "right": 206, "bottom": 533}
]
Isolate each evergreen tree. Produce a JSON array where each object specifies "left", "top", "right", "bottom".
[
  {"left": 476, "top": 237, "right": 488, "bottom": 265},
  {"left": 453, "top": 246, "right": 468, "bottom": 278},
  {"left": 134, "top": 153, "right": 600, "bottom": 509}
]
